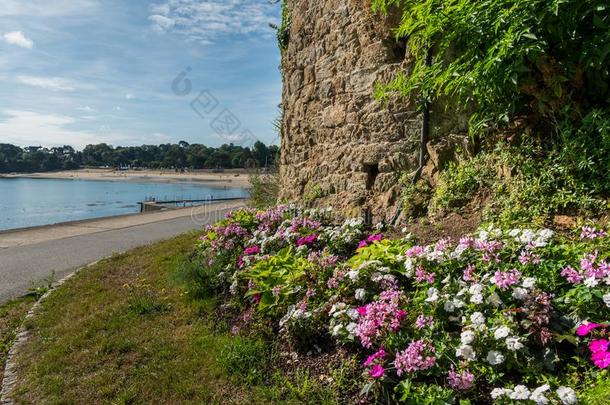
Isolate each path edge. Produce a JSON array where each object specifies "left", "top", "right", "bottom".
[{"left": 0, "top": 261, "right": 98, "bottom": 404}]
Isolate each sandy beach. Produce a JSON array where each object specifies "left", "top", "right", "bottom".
[{"left": 1, "top": 168, "right": 252, "bottom": 188}]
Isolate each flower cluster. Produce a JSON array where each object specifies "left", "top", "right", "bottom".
[{"left": 196, "top": 207, "right": 610, "bottom": 403}]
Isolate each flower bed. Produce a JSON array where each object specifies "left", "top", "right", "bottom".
[{"left": 196, "top": 206, "right": 610, "bottom": 403}]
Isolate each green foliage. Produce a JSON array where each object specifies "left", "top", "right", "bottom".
[
  {"left": 270, "top": 0, "right": 291, "bottom": 52},
  {"left": 244, "top": 247, "right": 311, "bottom": 313},
  {"left": 0, "top": 141, "right": 280, "bottom": 173},
  {"left": 217, "top": 336, "right": 269, "bottom": 384},
  {"left": 174, "top": 258, "right": 223, "bottom": 300},
  {"left": 373, "top": 0, "right": 610, "bottom": 134},
  {"left": 249, "top": 170, "right": 280, "bottom": 209},
  {"left": 430, "top": 132, "right": 610, "bottom": 223}
]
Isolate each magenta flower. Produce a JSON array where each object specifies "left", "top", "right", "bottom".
[
  {"left": 415, "top": 314, "right": 434, "bottom": 329},
  {"left": 363, "top": 347, "right": 386, "bottom": 367},
  {"left": 589, "top": 339, "right": 609, "bottom": 353},
  {"left": 357, "top": 240, "right": 368, "bottom": 249},
  {"left": 447, "top": 366, "right": 475, "bottom": 390},
  {"left": 369, "top": 364, "right": 385, "bottom": 378},
  {"left": 296, "top": 233, "right": 318, "bottom": 247},
  {"left": 367, "top": 234, "right": 383, "bottom": 243},
  {"left": 243, "top": 246, "right": 260, "bottom": 255},
  {"left": 576, "top": 322, "right": 601, "bottom": 336},
  {"left": 591, "top": 351, "right": 610, "bottom": 368},
  {"left": 356, "top": 305, "right": 368, "bottom": 316}
]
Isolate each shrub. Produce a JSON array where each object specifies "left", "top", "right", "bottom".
[
  {"left": 194, "top": 205, "right": 610, "bottom": 403},
  {"left": 248, "top": 170, "right": 280, "bottom": 209}
]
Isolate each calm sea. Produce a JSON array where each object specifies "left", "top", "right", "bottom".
[{"left": 0, "top": 177, "right": 248, "bottom": 231}]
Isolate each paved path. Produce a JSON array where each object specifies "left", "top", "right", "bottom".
[{"left": 0, "top": 201, "right": 244, "bottom": 303}]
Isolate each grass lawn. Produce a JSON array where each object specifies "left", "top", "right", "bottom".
[
  {"left": 0, "top": 295, "right": 37, "bottom": 387},
  {"left": 7, "top": 233, "right": 290, "bottom": 404}
]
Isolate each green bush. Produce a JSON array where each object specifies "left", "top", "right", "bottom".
[{"left": 248, "top": 170, "right": 280, "bottom": 209}]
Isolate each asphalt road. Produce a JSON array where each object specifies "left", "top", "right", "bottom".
[{"left": 0, "top": 208, "right": 233, "bottom": 303}]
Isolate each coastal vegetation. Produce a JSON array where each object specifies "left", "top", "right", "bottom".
[
  {"left": 0, "top": 141, "right": 279, "bottom": 173},
  {"left": 372, "top": 0, "right": 610, "bottom": 224},
  {"left": 14, "top": 206, "right": 609, "bottom": 403}
]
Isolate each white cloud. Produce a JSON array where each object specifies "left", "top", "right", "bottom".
[
  {"left": 0, "top": 110, "right": 101, "bottom": 149},
  {"left": 16, "top": 75, "right": 77, "bottom": 92},
  {"left": 149, "top": 0, "right": 279, "bottom": 44},
  {"left": 77, "top": 106, "right": 95, "bottom": 112},
  {"left": 3, "top": 31, "right": 34, "bottom": 49},
  {"left": 125, "top": 93, "right": 135, "bottom": 100},
  {"left": 0, "top": 0, "right": 98, "bottom": 17}
]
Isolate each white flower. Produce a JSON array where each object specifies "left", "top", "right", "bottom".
[
  {"left": 355, "top": 288, "right": 366, "bottom": 301},
  {"left": 486, "top": 350, "right": 505, "bottom": 365},
  {"left": 347, "top": 309, "right": 359, "bottom": 320},
  {"left": 530, "top": 384, "right": 550, "bottom": 405},
  {"left": 404, "top": 258, "right": 414, "bottom": 277},
  {"left": 509, "top": 229, "right": 521, "bottom": 238},
  {"left": 346, "top": 322, "right": 357, "bottom": 334},
  {"left": 603, "top": 293, "right": 610, "bottom": 308},
  {"left": 444, "top": 300, "right": 455, "bottom": 312},
  {"left": 346, "top": 270, "right": 359, "bottom": 282},
  {"left": 556, "top": 386, "right": 577, "bottom": 404},
  {"left": 494, "top": 326, "right": 510, "bottom": 340},
  {"left": 332, "top": 324, "right": 342, "bottom": 336},
  {"left": 510, "top": 385, "right": 531, "bottom": 400},
  {"left": 505, "top": 336, "right": 524, "bottom": 351},
  {"left": 584, "top": 277, "right": 599, "bottom": 288},
  {"left": 470, "top": 293, "right": 483, "bottom": 304},
  {"left": 460, "top": 330, "right": 476, "bottom": 345},
  {"left": 486, "top": 292, "right": 503, "bottom": 307},
  {"left": 425, "top": 287, "right": 439, "bottom": 302},
  {"left": 522, "top": 277, "right": 537, "bottom": 288},
  {"left": 469, "top": 283, "right": 483, "bottom": 295},
  {"left": 470, "top": 312, "right": 485, "bottom": 326},
  {"left": 512, "top": 287, "right": 529, "bottom": 300},
  {"left": 491, "top": 388, "right": 511, "bottom": 399},
  {"left": 456, "top": 345, "right": 476, "bottom": 361}
]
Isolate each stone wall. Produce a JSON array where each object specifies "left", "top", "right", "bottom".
[{"left": 279, "top": 0, "right": 423, "bottom": 221}]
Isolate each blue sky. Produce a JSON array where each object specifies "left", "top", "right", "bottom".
[{"left": 0, "top": 0, "right": 282, "bottom": 149}]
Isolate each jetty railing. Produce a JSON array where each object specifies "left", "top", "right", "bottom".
[{"left": 137, "top": 196, "right": 246, "bottom": 212}]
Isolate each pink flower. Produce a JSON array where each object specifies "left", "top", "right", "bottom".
[
  {"left": 369, "top": 364, "right": 385, "bottom": 378},
  {"left": 561, "top": 266, "right": 583, "bottom": 284},
  {"left": 243, "top": 246, "right": 260, "bottom": 255},
  {"left": 296, "top": 233, "right": 318, "bottom": 247},
  {"left": 355, "top": 290, "right": 406, "bottom": 348},
  {"left": 589, "top": 339, "right": 609, "bottom": 353},
  {"left": 367, "top": 234, "right": 383, "bottom": 243},
  {"left": 591, "top": 351, "right": 610, "bottom": 368},
  {"left": 493, "top": 268, "right": 521, "bottom": 290},
  {"left": 415, "top": 267, "right": 435, "bottom": 283},
  {"left": 447, "top": 366, "right": 475, "bottom": 390},
  {"left": 357, "top": 240, "right": 368, "bottom": 249},
  {"left": 363, "top": 348, "right": 386, "bottom": 367},
  {"left": 576, "top": 322, "right": 601, "bottom": 336},
  {"left": 462, "top": 264, "right": 476, "bottom": 282},
  {"left": 405, "top": 245, "right": 426, "bottom": 258},
  {"left": 394, "top": 340, "right": 436, "bottom": 375},
  {"left": 415, "top": 315, "right": 434, "bottom": 329}
]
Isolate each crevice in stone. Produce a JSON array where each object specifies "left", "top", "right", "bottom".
[{"left": 364, "top": 163, "right": 379, "bottom": 191}]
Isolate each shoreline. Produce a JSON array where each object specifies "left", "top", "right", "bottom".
[
  {"left": 0, "top": 168, "right": 252, "bottom": 188},
  {"left": 0, "top": 199, "right": 247, "bottom": 249}
]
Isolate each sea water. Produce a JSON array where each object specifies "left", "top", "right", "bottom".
[{"left": 0, "top": 177, "right": 248, "bottom": 231}]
